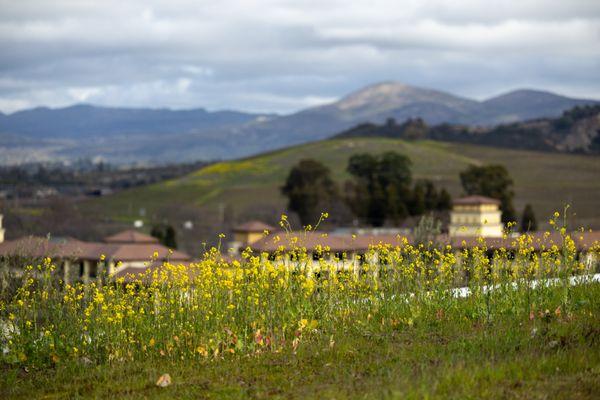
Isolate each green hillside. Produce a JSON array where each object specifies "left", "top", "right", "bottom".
[{"left": 87, "top": 138, "right": 600, "bottom": 229}]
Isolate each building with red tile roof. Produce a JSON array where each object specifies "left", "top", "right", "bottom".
[
  {"left": 243, "top": 222, "right": 599, "bottom": 275},
  {"left": 453, "top": 195, "right": 501, "bottom": 206},
  {"left": 449, "top": 195, "right": 504, "bottom": 238},
  {"left": 230, "top": 220, "right": 279, "bottom": 251},
  {"left": 0, "top": 227, "right": 190, "bottom": 284},
  {"left": 104, "top": 230, "right": 159, "bottom": 244}
]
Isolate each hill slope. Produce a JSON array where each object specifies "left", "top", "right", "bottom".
[
  {"left": 87, "top": 138, "right": 600, "bottom": 231},
  {"left": 335, "top": 105, "right": 600, "bottom": 154}
]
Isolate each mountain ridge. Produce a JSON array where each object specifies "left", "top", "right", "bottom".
[
  {"left": 1, "top": 82, "right": 598, "bottom": 164},
  {"left": 334, "top": 104, "right": 600, "bottom": 154},
  {"left": 1, "top": 103, "right": 270, "bottom": 138}
]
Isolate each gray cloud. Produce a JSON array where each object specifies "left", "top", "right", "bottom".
[{"left": 0, "top": 0, "right": 599, "bottom": 113}]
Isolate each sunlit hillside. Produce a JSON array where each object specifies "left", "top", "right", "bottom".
[{"left": 87, "top": 138, "right": 600, "bottom": 229}]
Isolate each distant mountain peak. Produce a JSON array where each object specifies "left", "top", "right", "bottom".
[
  {"left": 334, "top": 81, "right": 475, "bottom": 114},
  {"left": 484, "top": 88, "right": 569, "bottom": 103},
  {"left": 481, "top": 88, "right": 598, "bottom": 123},
  {"left": 336, "top": 82, "right": 420, "bottom": 109}
]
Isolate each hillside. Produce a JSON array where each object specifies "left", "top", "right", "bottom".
[
  {"left": 336, "top": 105, "right": 600, "bottom": 154},
  {"left": 86, "top": 138, "right": 600, "bottom": 233},
  {"left": 2, "top": 82, "right": 597, "bottom": 165}
]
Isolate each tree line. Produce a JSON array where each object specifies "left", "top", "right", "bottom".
[
  {"left": 282, "top": 152, "right": 450, "bottom": 227},
  {"left": 282, "top": 153, "right": 537, "bottom": 231}
]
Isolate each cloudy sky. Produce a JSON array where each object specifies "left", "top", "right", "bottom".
[{"left": 0, "top": 0, "right": 599, "bottom": 114}]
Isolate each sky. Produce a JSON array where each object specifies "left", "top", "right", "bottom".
[{"left": 0, "top": 0, "right": 599, "bottom": 114}]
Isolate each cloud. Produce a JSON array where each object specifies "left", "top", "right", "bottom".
[{"left": 0, "top": 0, "right": 598, "bottom": 113}]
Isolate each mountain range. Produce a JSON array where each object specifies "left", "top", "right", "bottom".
[{"left": 1, "top": 82, "right": 598, "bottom": 165}]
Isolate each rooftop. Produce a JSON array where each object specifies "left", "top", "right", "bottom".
[
  {"left": 104, "top": 229, "right": 159, "bottom": 244},
  {"left": 233, "top": 220, "right": 277, "bottom": 233},
  {"left": 453, "top": 195, "right": 501, "bottom": 206},
  {"left": 0, "top": 230, "right": 191, "bottom": 262},
  {"left": 251, "top": 231, "right": 410, "bottom": 253},
  {"left": 250, "top": 230, "right": 600, "bottom": 253}
]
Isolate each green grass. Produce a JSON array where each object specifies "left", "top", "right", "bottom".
[
  {"left": 86, "top": 138, "right": 600, "bottom": 229},
  {"left": 1, "top": 230, "right": 599, "bottom": 398},
  {"left": 2, "top": 302, "right": 599, "bottom": 399}
]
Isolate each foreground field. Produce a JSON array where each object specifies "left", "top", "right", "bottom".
[
  {"left": 86, "top": 138, "right": 600, "bottom": 229},
  {"left": 3, "top": 312, "right": 599, "bottom": 399},
  {"left": 1, "top": 225, "right": 599, "bottom": 398}
]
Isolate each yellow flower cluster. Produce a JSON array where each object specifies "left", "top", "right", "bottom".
[{"left": 0, "top": 218, "right": 597, "bottom": 368}]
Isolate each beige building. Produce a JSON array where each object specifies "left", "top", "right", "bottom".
[
  {"left": 449, "top": 196, "right": 504, "bottom": 238},
  {"left": 229, "top": 221, "right": 276, "bottom": 253},
  {"left": 0, "top": 214, "right": 4, "bottom": 243}
]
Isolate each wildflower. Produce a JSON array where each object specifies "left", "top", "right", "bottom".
[
  {"left": 554, "top": 306, "right": 561, "bottom": 317},
  {"left": 298, "top": 319, "right": 308, "bottom": 330},
  {"left": 196, "top": 346, "right": 208, "bottom": 357}
]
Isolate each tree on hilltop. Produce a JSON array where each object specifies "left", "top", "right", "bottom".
[
  {"left": 346, "top": 152, "right": 412, "bottom": 226},
  {"left": 520, "top": 204, "right": 538, "bottom": 232},
  {"left": 459, "top": 164, "right": 517, "bottom": 224},
  {"left": 151, "top": 224, "right": 178, "bottom": 249},
  {"left": 436, "top": 188, "right": 452, "bottom": 210},
  {"left": 281, "top": 159, "right": 339, "bottom": 226}
]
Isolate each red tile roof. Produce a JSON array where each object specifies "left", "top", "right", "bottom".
[
  {"left": 250, "top": 231, "right": 409, "bottom": 253},
  {"left": 233, "top": 220, "right": 277, "bottom": 233},
  {"left": 0, "top": 235, "right": 190, "bottom": 262},
  {"left": 0, "top": 236, "right": 103, "bottom": 260},
  {"left": 104, "top": 230, "right": 159, "bottom": 244},
  {"left": 101, "top": 243, "right": 190, "bottom": 262},
  {"left": 453, "top": 195, "right": 501, "bottom": 206},
  {"left": 250, "top": 230, "right": 599, "bottom": 253}
]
